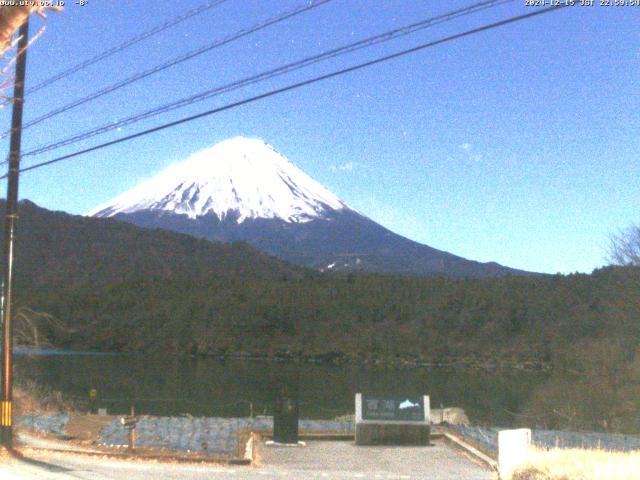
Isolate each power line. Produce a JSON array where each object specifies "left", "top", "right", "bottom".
[
  {"left": 0, "top": 0, "right": 332, "bottom": 138},
  {"left": 23, "top": 0, "right": 514, "bottom": 159},
  {"left": 13, "top": 0, "right": 331, "bottom": 133},
  {"left": 5, "top": 5, "right": 568, "bottom": 180},
  {"left": 4, "top": 0, "right": 229, "bottom": 103},
  {"left": 14, "top": 5, "right": 567, "bottom": 175}
]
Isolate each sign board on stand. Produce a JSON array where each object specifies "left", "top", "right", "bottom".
[{"left": 355, "top": 394, "right": 430, "bottom": 445}]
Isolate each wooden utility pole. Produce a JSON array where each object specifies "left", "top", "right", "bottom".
[{"left": 1, "top": 17, "right": 29, "bottom": 448}]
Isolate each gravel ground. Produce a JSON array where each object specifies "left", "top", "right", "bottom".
[
  {"left": 17, "top": 432, "right": 104, "bottom": 453},
  {"left": 17, "top": 414, "right": 70, "bottom": 437},
  {"left": 98, "top": 416, "right": 353, "bottom": 453},
  {"left": 18, "top": 414, "right": 353, "bottom": 454}
]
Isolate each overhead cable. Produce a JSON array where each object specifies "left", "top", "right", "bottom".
[
  {"left": 0, "top": 0, "right": 332, "bottom": 137},
  {"left": 5, "top": 0, "right": 230, "bottom": 102},
  {"left": 5, "top": 5, "right": 568, "bottom": 179},
  {"left": 23, "top": 0, "right": 514, "bottom": 158}
]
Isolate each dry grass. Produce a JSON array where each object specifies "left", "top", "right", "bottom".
[
  {"left": 14, "top": 380, "right": 75, "bottom": 416},
  {"left": 513, "top": 447, "right": 640, "bottom": 480}
]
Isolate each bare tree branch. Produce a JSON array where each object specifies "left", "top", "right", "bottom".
[
  {"left": 0, "top": 5, "right": 62, "bottom": 54},
  {"left": 14, "top": 306, "right": 75, "bottom": 348},
  {"left": 0, "top": 5, "right": 62, "bottom": 100},
  {"left": 608, "top": 223, "right": 640, "bottom": 266}
]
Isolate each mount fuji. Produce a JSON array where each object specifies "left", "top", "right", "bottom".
[{"left": 89, "top": 137, "right": 529, "bottom": 278}]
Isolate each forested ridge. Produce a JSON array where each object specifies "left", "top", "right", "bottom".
[
  {"left": 5, "top": 200, "right": 638, "bottom": 365},
  {"left": 5, "top": 200, "right": 640, "bottom": 432},
  {"left": 24, "top": 267, "right": 639, "bottom": 367}
]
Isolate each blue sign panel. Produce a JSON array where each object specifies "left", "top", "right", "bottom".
[{"left": 362, "top": 396, "right": 425, "bottom": 422}]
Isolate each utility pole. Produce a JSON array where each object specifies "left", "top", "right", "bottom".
[{"left": 1, "top": 18, "right": 30, "bottom": 448}]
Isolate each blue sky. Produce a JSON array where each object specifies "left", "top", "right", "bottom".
[{"left": 1, "top": 1, "right": 638, "bottom": 274}]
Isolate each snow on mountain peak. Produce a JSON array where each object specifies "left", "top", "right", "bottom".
[{"left": 88, "top": 136, "right": 350, "bottom": 223}]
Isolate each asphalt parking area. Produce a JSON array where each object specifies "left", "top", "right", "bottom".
[{"left": 257, "top": 439, "right": 497, "bottom": 480}]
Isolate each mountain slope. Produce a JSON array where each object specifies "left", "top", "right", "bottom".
[
  {"left": 90, "top": 136, "right": 532, "bottom": 279},
  {"left": 115, "top": 208, "right": 528, "bottom": 278},
  {"left": 0, "top": 200, "right": 307, "bottom": 290}
]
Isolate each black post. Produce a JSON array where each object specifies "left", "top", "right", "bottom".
[
  {"left": 128, "top": 404, "right": 136, "bottom": 451},
  {"left": 1, "top": 18, "right": 30, "bottom": 448},
  {"left": 272, "top": 372, "right": 300, "bottom": 445}
]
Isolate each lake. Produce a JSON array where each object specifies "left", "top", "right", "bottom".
[{"left": 15, "top": 351, "right": 547, "bottom": 426}]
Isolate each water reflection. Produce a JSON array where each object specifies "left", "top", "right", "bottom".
[{"left": 15, "top": 352, "right": 546, "bottom": 426}]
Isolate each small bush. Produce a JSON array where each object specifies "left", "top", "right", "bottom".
[{"left": 14, "top": 380, "right": 74, "bottom": 416}]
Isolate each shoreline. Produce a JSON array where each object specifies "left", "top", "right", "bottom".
[{"left": 15, "top": 346, "right": 550, "bottom": 371}]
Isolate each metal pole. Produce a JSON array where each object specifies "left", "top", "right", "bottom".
[{"left": 1, "top": 18, "right": 30, "bottom": 448}]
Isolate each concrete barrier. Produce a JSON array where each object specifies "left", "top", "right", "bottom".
[{"left": 498, "top": 428, "right": 531, "bottom": 479}]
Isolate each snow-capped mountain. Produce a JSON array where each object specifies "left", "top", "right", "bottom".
[
  {"left": 90, "top": 136, "right": 531, "bottom": 279},
  {"left": 89, "top": 136, "right": 349, "bottom": 222}
]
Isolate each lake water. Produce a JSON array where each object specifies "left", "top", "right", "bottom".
[{"left": 15, "top": 351, "right": 547, "bottom": 426}]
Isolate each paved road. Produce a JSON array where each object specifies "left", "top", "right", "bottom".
[
  {"left": 1, "top": 452, "right": 249, "bottom": 480},
  {"left": 0, "top": 439, "right": 496, "bottom": 479},
  {"left": 258, "top": 440, "right": 496, "bottom": 480}
]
